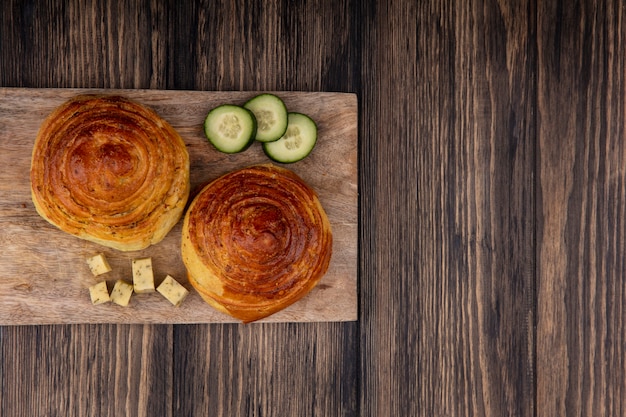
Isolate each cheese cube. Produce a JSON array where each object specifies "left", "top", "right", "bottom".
[
  {"left": 89, "top": 281, "right": 110, "bottom": 305},
  {"left": 132, "top": 257, "right": 155, "bottom": 293},
  {"left": 86, "top": 253, "right": 112, "bottom": 276},
  {"left": 110, "top": 280, "right": 133, "bottom": 307},
  {"left": 157, "top": 275, "right": 189, "bottom": 307}
]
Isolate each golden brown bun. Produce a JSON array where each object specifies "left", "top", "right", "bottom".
[
  {"left": 182, "top": 164, "right": 332, "bottom": 322},
  {"left": 30, "top": 95, "right": 190, "bottom": 251}
]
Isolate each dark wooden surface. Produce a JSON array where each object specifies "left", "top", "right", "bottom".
[{"left": 0, "top": 1, "right": 624, "bottom": 416}]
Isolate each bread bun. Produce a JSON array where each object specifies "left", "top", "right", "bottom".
[
  {"left": 182, "top": 164, "right": 332, "bottom": 322},
  {"left": 30, "top": 95, "right": 190, "bottom": 251}
]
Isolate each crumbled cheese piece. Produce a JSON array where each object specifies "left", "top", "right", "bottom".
[
  {"left": 157, "top": 275, "right": 189, "bottom": 307},
  {"left": 89, "top": 281, "right": 110, "bottom": 305},
  {"left": 110, "top": 280, "right": 133, "bottom": 307},
  {"left": 86, "top": 253, "right": 112, "bottom": 276},
  {"left": 132, "top": 257, "right": 155, "bottom": 293}
]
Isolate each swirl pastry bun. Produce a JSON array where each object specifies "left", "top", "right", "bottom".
[
  {"left": 182, "top": 164, "right": 332, "bottom": 322},
  {"left": 30, "top": 95, "right": 190, "bottom": 251}
]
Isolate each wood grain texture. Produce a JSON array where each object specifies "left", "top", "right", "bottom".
[
  {"left": 537, "top": 1, "right": 626, "bottom": 416},
  {"left": 359, "top": 0, "right": 534, "bottom": 416},
  {"left": 3, "top": 0, "right": 624, "bottom": 416},
  {"left": 172, "top": 322, "right": 359, "bottom": 416},
  {"left": 0, "top": 88, "right": 357, "bottom": 325},
  {"left": 0, "top": 324, "right": 173, "bottom": 416}
]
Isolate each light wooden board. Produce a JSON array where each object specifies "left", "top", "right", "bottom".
[{"left": 0, "top": 88, "right": 358, "bottom": 324}]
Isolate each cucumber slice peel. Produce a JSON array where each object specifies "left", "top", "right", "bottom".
[
  {"left": 203, "top": 104, "right": 257, "bottom": 154},
  {"left": 263, "top": 113, "right": 318, "bottom": 163},
  {"left": 244, "top": 93, "right": 288, "bottom": 142}
]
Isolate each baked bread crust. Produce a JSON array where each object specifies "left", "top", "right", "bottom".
[
  {"left": 30, "top": 95, "right": 190, "bottom": 251},
  {"left": 182, "top": 164, "right": 332, "bottom": 322}
]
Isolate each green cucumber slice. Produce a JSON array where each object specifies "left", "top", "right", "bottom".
[
  {"left": 244, "top": 93, "right": 288, "bottom": 142},
  {"left": 203, "top": 104, "right": 257, "bottom": 153},
  {"left": 262, "top": 113, "right": 317, "bottom": 163}
]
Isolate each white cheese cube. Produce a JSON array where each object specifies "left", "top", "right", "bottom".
[
  {"left": 157, "top": 275, "right": 189, "bottom": 307},
  {"left": 86, "top": 253, "right": 112, "bottom": 276},
  {"left": 110, "top": 280, "right": 133, "bottom": 307},
  {"left": 132, "top": 257, "right": 155, "bottom": 293},
  {"left": 89, "top": 281, "right": 110, "bottom": 305}
]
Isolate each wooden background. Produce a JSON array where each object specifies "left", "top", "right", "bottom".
[{"left": 0, "top": 1, "right": 624, "bottom": 416}]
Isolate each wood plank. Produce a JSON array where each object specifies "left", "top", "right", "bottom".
[
  {"left": 359, "top": 0, "right": 535, "bottom": 416},
  {"left": 165, "top": 2, "right": 363, "bottom": 417},
  {"left": 0, "top": 87, "right": 358, "bottom": 324},
  {"left": 536, "top": 1, "right": 626, "bottom": 416},
  {"left": 172, "top": 322, "right": 359, "bottom": 416},
  {"left": 0, "top": 324, "right": 173, "bottom": 416}
]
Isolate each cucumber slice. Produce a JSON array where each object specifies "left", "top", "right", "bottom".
[
  {"left": 262, "top": 113, "right": 317, "bottom": 163},
  {"left": 244, "top": 93, "right": 288, "bottom": 142},
  {"left": 203, "top": 104, "right": 257, "bottom": 153}
]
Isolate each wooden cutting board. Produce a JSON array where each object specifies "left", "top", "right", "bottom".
[{"left": 0, "top": 88, "right": 358, "bottom": 325}]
